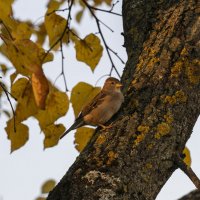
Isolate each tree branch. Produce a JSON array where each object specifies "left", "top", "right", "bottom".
[
  {"left": 174, "top": 153, "right": 200, "bottom": 190},
  {"left": 82, "top": 0, "right": 124, "bottom": 78},
  {"left": 0, "top": 80, "right": 16, "bottom": 132}
]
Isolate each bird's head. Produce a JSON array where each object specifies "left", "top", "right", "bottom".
[{"left": 103, "top": 77, "right": 123, "bottom": 93}]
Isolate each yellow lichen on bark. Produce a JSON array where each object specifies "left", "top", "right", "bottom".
[
  {"left": 170, "top": 60, "right": 183, "bottom": 78},
  {"left": 170, "top": 46, "right": 200, "bottom": 84},
  {"left": 186, "top": 59, "right": 200, "bottom": 84},
  {"left": 164, "top": 111, "right": 174, "bottom": 124},
  {"left": 155, "top": 122, "right": 171, "bottom": 139},
  {"left": 145, "top": 163, "right": 153, "bottom": 169},
  {"left": 175, "top": 90, "right": 187, "bottom": 103},
  {"left": 96, "top": 134, "right": 106, "bottom": 145},
  {"left": 136, "top": 56, "right": 159, "bottom": 71},
  {"left": 134, "top": 125, "right": 150, "bottom": 146},
  {"left": 164, "top": 90, "right": 187, "bottom": 105},
  {"left": 107, "top": 151, "right": 118, "bottom": 165}
]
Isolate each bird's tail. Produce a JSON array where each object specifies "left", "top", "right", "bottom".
[{"left": 60, "top": 118, "right": 85, "bottom": 139}]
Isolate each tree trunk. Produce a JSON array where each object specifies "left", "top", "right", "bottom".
[
  {"left": 47, "top": 0, "right": 200, "bottom": 199},
  {"left": 179, "top": 189, "right": 200, "bottom": 200}
]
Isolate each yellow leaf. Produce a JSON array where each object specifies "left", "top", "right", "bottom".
[
  {"left": 70, "top": 82, "right": 101, "bottom": 117},
  {"left": 12, "top": 79, "right": 38, "bottom": 122},
  {"left": 75, "top": 33, "right": 103, "bottom": 71},
  {"left": 0, "top": 85, "right": 2, "bottom": 96},
  {"left": 12, "top": 22, "right": 32, "bottom": 40},
  {"left": 0, "top": 64, "right": 7, "bottom": 75},
  {"left": 35, "top": 89, "right": 69, "bottom": 129},
  {"left": 32, "top": 69, "right": 49, "bottom": 110},
  {"left": 5, "top": 119, "right": 29, "bottom": 152},
  {"left": 11, "top": 78, "right": 29, "bottom": 100},
  {"left": 43, "top": 123, "right": 65, "bottom": 148},
  {"left": 3, "top": 110, "right": 11, "bottom": 118},
  {"left": 45, "top": 12, "right": 67, "bottom": 48},
  {"left": 94, "top": 0, "right": 112, "bottom": 6},
  {"left": 0, "top": 0, "right": 13, "bottom": 20},
  {"left": 75, "top": 10, "right": 84, "bottom": 23},
  {"left": 69, "top": 28, "right": 79, "bottom": 43},
  {"left": 35, "top": 197, "right": 46, "bottom": 200},
  {"left": 14, "top": 39, "right": 53, "bottom": 72},
  {"left": 41, "top": 179, "right": 56, "bottom": 193},
  {"left": 183, "top": 147, "right": 191, "bottom": 167},
  {"left": 35, "top": 23, "right": 47, "bottom": 46},
  {"left": 0, "top": 38, "right": 53, "bottom": 75},
  {"left": 10, "top": 72, "right": 18, "bottom": 85},
  {"left": 0, "top": 40, "right": 30, "bottom": 76},
  {"left": 74, "top": 127, "right": 94, "bottom": 152},
  {"left": 46, "top": 0, "right": 65, "bottom": 13}
]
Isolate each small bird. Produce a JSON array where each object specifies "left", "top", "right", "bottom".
[{"left": 60, "top": 77, "right": 124, "bottom": 139}]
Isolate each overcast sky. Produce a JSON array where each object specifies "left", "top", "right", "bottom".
[{"left": 0, "top": 1, "right": 199, "bottom": 200}]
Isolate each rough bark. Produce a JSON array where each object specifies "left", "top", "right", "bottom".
[
  {"left": 179, "top": 189, "right": 200, "bottom": 200},
  {"left": 47, "top": 0, "right": 200, "bottom": 199}
]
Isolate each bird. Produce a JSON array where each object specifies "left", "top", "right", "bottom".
[{"left": 60, "top": 77, "right": 124, "bottom": 139}]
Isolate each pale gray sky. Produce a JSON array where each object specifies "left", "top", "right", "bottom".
[{"left": 0, "top": 1, "right": 199, "bottom": 200}]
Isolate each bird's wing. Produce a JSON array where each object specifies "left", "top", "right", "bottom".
[
  {"left": 77, "top": 91, "right": 107, "bottom": 118},
  {"left": 60, "top": 92, "right": 106, "bottom": 139}
]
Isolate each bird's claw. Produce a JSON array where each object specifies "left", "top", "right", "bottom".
[{"left": 99, "top": 123, "right": 113, "bottom": 130}]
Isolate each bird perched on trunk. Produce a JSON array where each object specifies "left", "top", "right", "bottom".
[{"left": 60, "top": 77, "right": 124, "bottom": 139}]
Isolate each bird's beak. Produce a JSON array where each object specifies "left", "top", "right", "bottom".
[{"left": 115, "top": 83, "right": 123, "bottom": 88}]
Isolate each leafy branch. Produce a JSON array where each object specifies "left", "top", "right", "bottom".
[
  {"left": 43, "top": 0, "right": 74, "bottom": 61},
  {"left": 88, "top": 0, "right": 122, "bottom": 16},
  {"left": 82, "top": 0, "right": 124, "bottom": 78},
  {"left": 44, "top": 0, "right": 124, "bottom": 79}
]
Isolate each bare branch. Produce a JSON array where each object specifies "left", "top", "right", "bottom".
[
  {"left": 46, "top": 8, "right": 69, "bottom": 16},
  {"left": 60, "top": 41, "right": 68, "bottom": 92},
  {"left": 0, "top": 80, "right": 16, "bottom": 132},
  {"left": 89, "top": 1, "right": 121, "bottom": 16},
  {"left": 110, "top": 0, "right": 120, "bottom": 12},
  {"left": 174, "top": 153, "right": 200, "bottom": 190}
]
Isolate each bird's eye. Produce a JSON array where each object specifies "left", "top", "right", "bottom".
[{"left": 111, "top": 82, "right": 114, "bottom": 85}]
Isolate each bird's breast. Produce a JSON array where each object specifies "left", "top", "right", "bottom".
[{"left": 83, "top": 92, "right": 123, "bottom": 126}]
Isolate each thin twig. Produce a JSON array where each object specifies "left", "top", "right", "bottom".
[
  {"left": 89, "top": 2, "right": 121, "bottom": 16},
  {"left": 95, "top": 74, "right": 110, "bottom": 87},
  {"left": 174, "top": 153, "right": 200, "bottom": 190},
  {"left": 42, "top": 0, "right": 74, "bottom": 63},
  {"left": 0, "top": 34, "right": 8, "bottom": 45},
  {"left": 108, "top": 47, "right": 125, "bottom": 64},
  {"left": 60, "top": 41, "right": 68, "bottom": 91},
  {"left": 0, "top": 81, "right": 16, "bottom": 132},
  {"left": 110, "top": 0, "right": 120, "bottom": 12},
  {"left": 69, "top": 29, "right": 82, "bottom": 41},
  {"left": 82, "top": 0, "right": 121, "bottom": 78},
  {"left": 47, "top": 8, "right": 69, "bottom": 16},
  {"left": 98, "top": 19, "right": 114, "bottom": 32}
]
